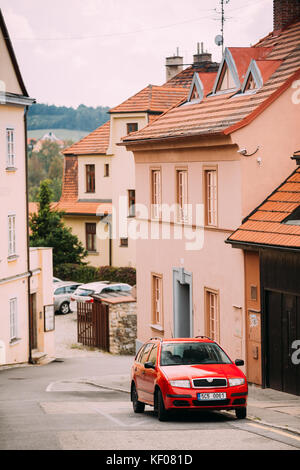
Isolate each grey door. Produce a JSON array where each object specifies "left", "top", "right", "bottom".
[{"left": 173, "top": 268, "right": 193, "bottom": 338}]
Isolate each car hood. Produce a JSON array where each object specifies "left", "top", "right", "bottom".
[{"left": 160, "top": 363, "right": 245, "bottom": 380}]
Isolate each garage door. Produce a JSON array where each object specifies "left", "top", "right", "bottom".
[{"left": 265, "top": 291, "right": 300, "bottom": 396}]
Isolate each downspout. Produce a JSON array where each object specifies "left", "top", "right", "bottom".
[{"left": 24, "top": 105, "right": 33, "bottom": 364}]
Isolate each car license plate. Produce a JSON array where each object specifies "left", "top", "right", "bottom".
[{"left": 197, "top": 392, "right": 227, "bottom": 401}]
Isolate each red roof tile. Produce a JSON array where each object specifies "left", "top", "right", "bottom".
[
  {"left": 53, "top": 200, "right": 112, "bottom": 216},
  {"left": 109, "top": 85, "right": 188, "bottom": 114},
  {"left": 63, "top": 120, "right": 110, "bottom": 156},
  {"left": 122, "top": 22, "right": 300, "bottom": 144},
  {"left": 227, "top": 167, "right": 300, "bottom": 249}
]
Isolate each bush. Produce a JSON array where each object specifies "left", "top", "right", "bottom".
[
  {"left": 98, "top": 266, "right": 136, "bottom": 286},
  {"left": 54, "top": 264, "right": 136, "bottom": 286}
]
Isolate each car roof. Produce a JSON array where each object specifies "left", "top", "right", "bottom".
[
  {"left": 147, "top": 337, "right": 216, "bottom": 344},
  {"left": 53, "top": 281, "right": 81, "bottom": 287},
  {"left": 77, "top": 282, "right": 131, "bottom": 289}
]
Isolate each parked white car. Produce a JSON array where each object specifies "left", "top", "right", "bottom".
[{"left": 70, "top": 281, "right": 132, "bottom": 311}]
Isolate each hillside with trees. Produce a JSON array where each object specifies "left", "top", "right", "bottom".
[{"left": 28, "top": 103, "right": 110, "bottom": 132}]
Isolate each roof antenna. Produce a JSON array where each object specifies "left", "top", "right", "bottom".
[{"left": 214, "top": 0, "right": 230, "bottom": 54}]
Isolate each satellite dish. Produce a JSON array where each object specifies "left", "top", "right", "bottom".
[{"left": 215, "top": 35, "right": 223, "bottom": 47}]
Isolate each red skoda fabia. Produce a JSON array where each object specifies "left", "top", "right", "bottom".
[{"left": 131, "top": 337, "right": 248, "bottom": 421}]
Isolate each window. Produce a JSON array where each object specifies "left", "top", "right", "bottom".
[
  {"left": 6, "top": 128, "right": 15, "bottom": 168},
  {"left": 176, "top": 169, "right": 188, "bottom": 222},
  {"left": 86, "top": 223, "right": 97, "bottom": 252},
  {"left": 140, "top": 343, "right": 153, "bottom": 365},
  {"left": 8, "top": 214, "right": 16, "bottom": 257},
  {"left": 128, "top": 189, "right": 136, "bottom": 217},
  {"left": 152, "top": 274, "right": 163, "bottom": 327},
  {"left": 120, "top": 237, "right": 128, "bottom": 247},
  {"left": 204, "top": 169, "right": 218, "bottom": 226},
  {"left": 205, "top": 288, "right": 220, "bottom": 342},
  {"left": 148, "top": 344, "right": 158, "bottom": 366},
  {"left": 9, "top": 298, "right": 18, "bottom": 341},
  {"left": 104, "top": 163, "right": 110, "bottom": 177},
  {"left": 127, "top": 123, "right": 138, "bottom": 134},
  {"left": 54, "top": 287, "right": 66, "bottom": 295},
  {"left": 86, "top": 164, "right": 95, "bottom": 193},
  {"left": 151, "top": 169, "right": 161, "bottom": 219}
]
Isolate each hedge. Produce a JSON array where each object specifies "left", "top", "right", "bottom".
[{"left": 53, "top": 263, "right": 136, "bottom": 286}]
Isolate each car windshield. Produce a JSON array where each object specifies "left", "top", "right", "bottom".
[
  {"left": 160, "top": 342, "right": 232, "bottom": 366},
  {"left": 75, "top": 288, "right": 95, "bottom": 296}
]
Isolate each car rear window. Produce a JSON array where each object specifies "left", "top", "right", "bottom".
[
  {"left": 160, "top": 342, "right": 232, "bottom": 366},
  {"left": 76, "top": 288, "right": 95, "bottom": 296}
]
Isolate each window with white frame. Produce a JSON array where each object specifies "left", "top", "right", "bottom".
[
  {"left": 205, "top": 288, "right": 219, "bottom": 342},
  {"left": 6, "top": 128, "right": 15, "bottom": 168},
  {"left": 176, "top": 169, "right": 188, "bottom": 222},
  {"left": 205, "top": 169, "right": 218, "bottom": 226},
  {"left": 9, "top": 298, "right": 18, "bottom": 341},
  {"left": 152, "top": 274, "right": 163, "bottom": 328},
  {"left": 8, "top": 214, "right": 16, "bottom": 256},
  {"left": 151, "top": 169, "right": 161, "bottom": 219}
]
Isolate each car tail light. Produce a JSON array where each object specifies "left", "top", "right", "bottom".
[
  {"left": 70, "top": 297, "right": 75, "bottom": 301},
  {"left": 85, "top": 298, "right": 94, "bottom": 304}
]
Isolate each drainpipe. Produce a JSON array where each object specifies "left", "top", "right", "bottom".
[{"left": 24, "top": 105, "right": 34, "bottom": 364}]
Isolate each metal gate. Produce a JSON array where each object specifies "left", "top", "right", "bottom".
[
  {"left": 265, "top": 290, "right": 300, "bottom": 396},
  {"left": 77, "top": 300, "right": 109, "bottom": 351}
]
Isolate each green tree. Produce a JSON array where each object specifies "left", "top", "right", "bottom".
[{"left": 29, "top": 180, "right": 87, "bottom": 267}]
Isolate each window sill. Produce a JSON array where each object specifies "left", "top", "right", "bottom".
[
  {"left": 150, "top": 324, "right": 164, "bottom": 333},
  {"left": 87, "top": 251, "right": 99, "bottom": 255},
  {"left": 7, "top": 255, "right": 19, "bottom": 262},
  {"left": 6, "top": 167, "right": 17, "bottom": 172},
  {"left": 10, "top": 338, "right": 21, "bottom": 346}
]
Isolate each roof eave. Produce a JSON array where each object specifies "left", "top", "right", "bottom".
[{"left": 225, "top": 238, "right": 300, "bottom": 253}]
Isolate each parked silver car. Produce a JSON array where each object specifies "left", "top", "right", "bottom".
[
  {"left": 53, "top": 281, "right": 82, "bottom": 314},
  {"left": 70, "top": 282, "right": 132, "bottom": 311}
]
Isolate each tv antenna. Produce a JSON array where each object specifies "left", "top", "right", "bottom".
[{"left": 214, "top": 0, "right": 230, "bottom": 54}]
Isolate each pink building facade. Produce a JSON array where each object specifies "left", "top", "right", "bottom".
[{"left": 123, "top": 4, "right": 300, "bottom": 383}]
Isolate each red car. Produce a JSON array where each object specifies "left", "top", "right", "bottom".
[{"left": 131, "top": 337, "right": 248, "bottom": 421}]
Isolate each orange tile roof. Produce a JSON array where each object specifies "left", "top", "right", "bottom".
[
  {"left": 227, "top": 166, "right": 300, "bottom": 249},
  {"left": 109, "top": 85, "right": 188, "bottom": 114},
  {"left": 63, "top": 120, "right": 110, "bottom": 155},
  {"left": 53, "top": 200, "right": 112, "bottom": 216},
  {"left": 122, "top": 21, "right": 300, "bottom": 144},
  {"left": 163, "top": 63, "right": 220, "bottom": 88}
]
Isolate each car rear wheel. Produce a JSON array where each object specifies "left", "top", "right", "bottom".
[
  {"left": 156, "top": 389, "right": 169, "bottom": 422},
  {"left": 235, "top": 407, "right": 247, "bottom": 419},
  {"left": 60, "top": 302, "right": 70, "bottom": 314},
  {"left": 132, "top": 384, "right": 145, "bottom": 413}
]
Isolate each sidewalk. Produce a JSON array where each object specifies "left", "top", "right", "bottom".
[{"left": 87, "top": 374, "right": 300, "bottom": 435}]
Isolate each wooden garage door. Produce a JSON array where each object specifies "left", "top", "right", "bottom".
[{"left": 265, "top": 291, "right": 300, "bottom": 396}]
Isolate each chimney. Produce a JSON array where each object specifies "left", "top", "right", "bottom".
[
  {"left": 273, "top": 0, "right": 300, "bottom": 32},
  {"left": 165, "top": 48, "right": 183, "bottom": 81},
  {"left": 193, "top": 42, "right": 212, "bottom": 66}
]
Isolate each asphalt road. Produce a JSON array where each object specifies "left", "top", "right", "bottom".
[{"left": 0, "top": 355, "right": 299, "bottom": 452}]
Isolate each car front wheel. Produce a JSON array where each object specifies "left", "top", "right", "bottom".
[
  {"left": 132, "top": 384, "right": 145, "bottom": 413},
  {"left": 235, "top": 407, "right": 247, "bottom": 419},
  {"left": 156, "top": 389, "right": 169, "bottom": 422},
  {"left": 60, "top": 302, "right": 70, "bottom": 314}
]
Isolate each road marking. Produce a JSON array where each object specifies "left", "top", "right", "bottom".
[{"left": 248, "top": 422, "right": 300, "bottom": 442}]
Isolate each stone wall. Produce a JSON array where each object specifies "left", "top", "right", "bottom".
[{"left": 105, "top": 301, "right": 137, "bottom": 355}]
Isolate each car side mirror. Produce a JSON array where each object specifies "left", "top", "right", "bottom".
[
  {"left": 235, "top": 359, "right": 244, "bottom": 366},
  {"left": 144, "top": 361, "right": 155, "bottom": 369}
]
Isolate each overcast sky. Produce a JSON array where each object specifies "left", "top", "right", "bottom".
[{"left": 1, "top": 0, "right": 274, "bottom": 108}]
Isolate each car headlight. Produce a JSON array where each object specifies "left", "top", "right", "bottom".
[
  {"left": 229, "top": 378, "right": 245, "bottom": 387},
  {"left": 169, "top": 380, "right": 191, "bottom": 388}
]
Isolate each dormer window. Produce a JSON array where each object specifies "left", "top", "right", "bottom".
[
  {"left": 212, "top": 48, "right": 240, "bottom": 95},
  {"left": 240, "top": 60, "right": 263, "bottom": 95},
  {"left": 282, "top": 206, "right": 300, "bottom": 226},
  {"left": 184, "top": 73, "right": 204, "bottom": 105}
]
